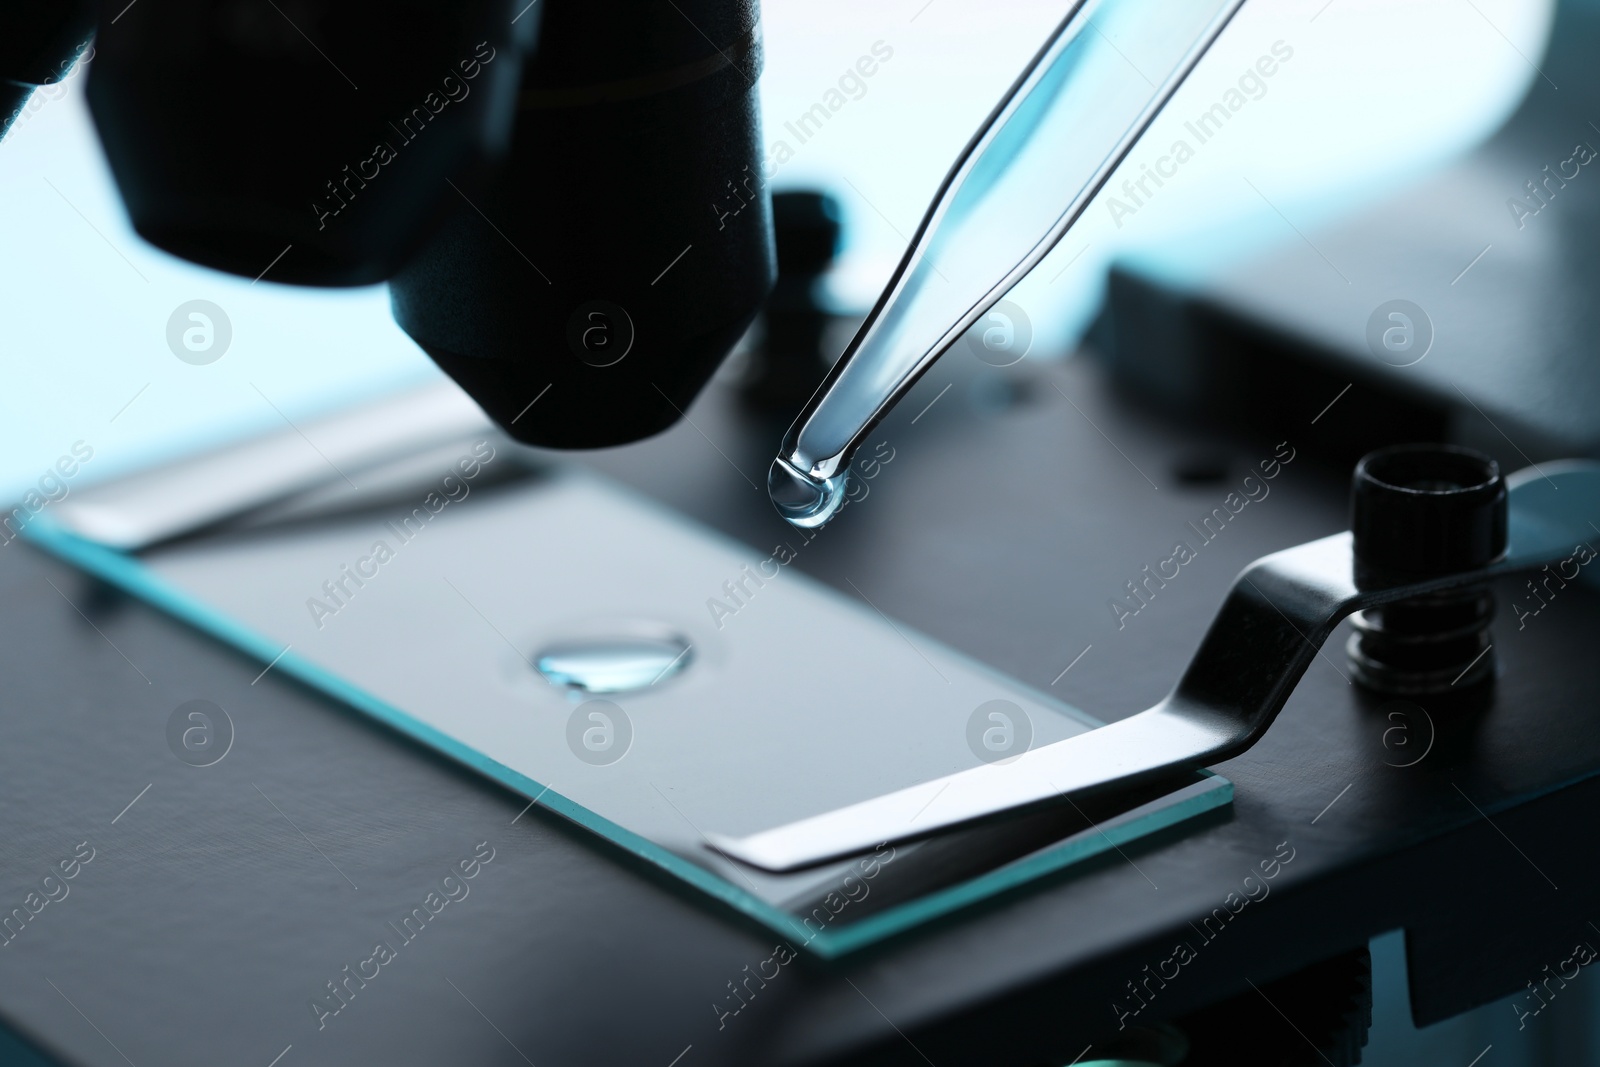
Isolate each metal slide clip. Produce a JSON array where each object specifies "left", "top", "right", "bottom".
[{"left": 713, "top": 449, "right": 1600, "bottom": 873}]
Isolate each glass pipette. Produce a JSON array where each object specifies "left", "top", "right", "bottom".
[{"left": 768, "top": 0, "right": 1248, "bottom": 528}]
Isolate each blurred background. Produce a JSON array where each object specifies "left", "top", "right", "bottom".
[{"left": 2, "top": 0, "right": 1592, "bottom": 1062}]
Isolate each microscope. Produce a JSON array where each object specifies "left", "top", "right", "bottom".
[{"left": 10, "top": 3, "right": 1600, "bottom": 1065}]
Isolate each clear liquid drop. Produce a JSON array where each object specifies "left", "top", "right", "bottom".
[
  {"left": 534, "top": 635, "right": 692, "bottom": 693},
  {"left": 768, "top": 457, "right": 847, "bottom": 529}
]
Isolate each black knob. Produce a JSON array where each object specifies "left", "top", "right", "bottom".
[
  {"left": 772, "top": 190, "right": 843, "bottom": 276},
  {"left": 390, "top": 0, "right": 775, "bottom": 449},
  {"left": 87, "top": 0, "right": 534, "bottom": 285},
  {"left": 1351, "top": 444, "right": 1507, "bottom": 580},
  {"left": 1347, "top": 443, "right": 1507, "bottom": 693},
  {"left": 740, "top": 189, "right": 842, "bottom": 413}
]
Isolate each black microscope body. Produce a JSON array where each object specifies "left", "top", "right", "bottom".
[{"left": 1, "top": 0, "right": 774, "bottom": 449}]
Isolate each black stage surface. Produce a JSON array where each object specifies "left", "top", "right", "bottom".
[{"left": 2, "top": 347, "right": 1597, "bottom": 1066}]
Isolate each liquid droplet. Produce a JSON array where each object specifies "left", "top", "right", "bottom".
[
  {"left": 534, "top": 635, "right": 692, "bottom": 694},
  {"left": 768, "top": 457, "right": 847, "bottom": 530}
]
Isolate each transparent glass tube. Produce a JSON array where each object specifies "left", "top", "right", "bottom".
[{"left": 768, "top": 0, "right": 1247, "bottom": 528}]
